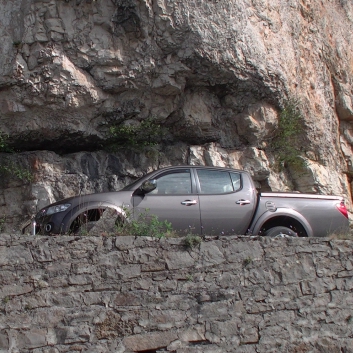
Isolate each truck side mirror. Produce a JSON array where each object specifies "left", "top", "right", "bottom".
[{"left": 140, "top": 179, "right": 157, "bottom": 193}]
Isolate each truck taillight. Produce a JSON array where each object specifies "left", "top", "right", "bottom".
[{"left": 336, "top": 201, "right": 348, "bottom": 219}]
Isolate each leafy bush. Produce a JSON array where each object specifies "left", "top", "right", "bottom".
[
  {"left": 106, "top": 117, "right": 165, "bottom": 151},
  {"left": 270, "top": 99, "right": 307, "bottom": 171},
  {"left": 0, "top": 131, "right": 32, "bottom": 182},
  {"left": 183, "top": 234, "right": 202, "bottom": 248},
  {"left": 0, "top": 159, "right": 33, "bottom": 182},
  {"left": 0, "top": 131, "right": 12, "bottom": 153},
  {"left": 115, "top": 208, "right": 174, "bottom": 238}
]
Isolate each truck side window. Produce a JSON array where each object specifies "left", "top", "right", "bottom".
[
  {"left": 197, "top": 169, "right": 238, "bottom": 194},
  {"left": 230, "top": 172, "right": 242, "bottom": 192},
  {"left": 150, "top": 170, "right": 192, "bottom": 194}
]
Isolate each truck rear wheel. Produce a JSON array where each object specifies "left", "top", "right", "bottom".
[{"left": 264, "top": 226, "right": 298, "bottom": 238}]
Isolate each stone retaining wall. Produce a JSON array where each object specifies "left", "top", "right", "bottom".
[{"left": 0, "top": 235, "right": 352, "bottom": 353}]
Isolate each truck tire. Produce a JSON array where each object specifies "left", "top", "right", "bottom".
[{"left": 264, "top": 226, "right": 298, "bottom": 238}]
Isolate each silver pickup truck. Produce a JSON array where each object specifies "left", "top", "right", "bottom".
[{"left": 30, "top": 165, "right": 350, "bottom": 237}]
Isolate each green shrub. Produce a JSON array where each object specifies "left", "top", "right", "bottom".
[
  {"left": 115, "top": 208, "right": 174, "bottom": 238},
  {"left": 106, "top": 117, "right": 166, "bottom": 151},
  {"left": 0, "top": 130, "right": 33, "bottom": 182},
  {"left": 183, "top": 234, "right": 202, "bottom": 248},
  {"left": 270, "top": 99, "right": 307, "bottom": 171},
  {"left": 0, "top": 131, "right": 12, "bottom": 153},
  {"left": 0, "top": 159, "right": 33, "bottom": 182}
]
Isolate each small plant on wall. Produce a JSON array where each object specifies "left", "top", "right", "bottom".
[
  {"left": 183, "top": 234, "right": 202, "bottom": 249},
  {"left": 0, "top": 216, "right": 6, "bottom": 232},
  {"left": 269, "top": 99, "right": 307, "bottom": 171}
]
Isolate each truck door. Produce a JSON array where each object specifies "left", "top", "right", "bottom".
[
  {"left": 133, "top": 168, "right": 201, "bottom": 234},
  {"left": 195, "top": 169, "right": 257, "bottom": 235}
]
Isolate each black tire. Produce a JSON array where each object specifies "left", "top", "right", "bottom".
[{"left": 264, "top": 226, "right": 298, "bottom": 238}]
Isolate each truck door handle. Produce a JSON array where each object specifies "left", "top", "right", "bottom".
[
  {"left": 236, "top": 199, "right": 251, "bottom": 205},
  {"left": 181, "top": 200, "right": 198, "bottom": 206}
]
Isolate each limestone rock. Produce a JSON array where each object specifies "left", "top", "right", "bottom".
[{"left": 0, "top": 0, "right": 353, "bottom": 230}]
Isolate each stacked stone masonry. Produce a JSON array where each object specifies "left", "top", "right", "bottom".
[{"left": 0, "top": 234, "right": 352, "bottom": 353}]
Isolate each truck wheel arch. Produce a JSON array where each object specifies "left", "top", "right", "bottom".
[
  {"left": 251, "top": 209, "right": 312, "bottom": 237},
  {"left": 66, "top": 203, "right": 127, "bottom": 234}
]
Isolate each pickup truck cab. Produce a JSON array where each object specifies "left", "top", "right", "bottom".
[{"left": 30, "top": 165, "right": 350, "bottom": 237}]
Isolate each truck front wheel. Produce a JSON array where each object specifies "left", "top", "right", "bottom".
[{"left": 264, "top": 226, "right": 298, "bottom": 238}]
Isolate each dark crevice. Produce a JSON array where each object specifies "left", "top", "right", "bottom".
[
  {"left": 7, "top": 134, "right": 103, "bottom": 155},
  {"left": 189, "top": 339, "right": 212, "bottom": 346},
  {"left": 136, "top": 348, "right": 167, "bottom": 353}
]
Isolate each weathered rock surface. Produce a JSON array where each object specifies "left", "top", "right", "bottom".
[
  {"left": 0, "top": 235, "right": 352, "bottom": 352},
  {"left": 1, "top": 0, "right": 353, "bottom": 230}
]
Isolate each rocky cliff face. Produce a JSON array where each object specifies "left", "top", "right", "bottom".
[{"left": 1, "top": 0, "right": 353, "bottom": 231}]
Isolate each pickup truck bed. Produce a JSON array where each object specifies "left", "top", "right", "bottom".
[{"left": 250, "top": 193, "right": 349, "bottom": 237}]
